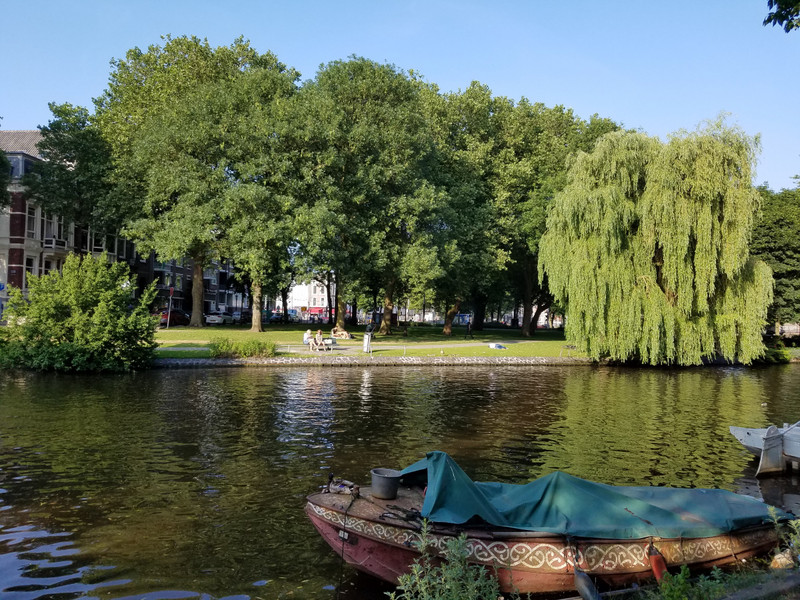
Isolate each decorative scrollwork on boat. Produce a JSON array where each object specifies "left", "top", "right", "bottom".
[
  {"left": 582, "top": 543, "right": 648, "bottom": 570},
  {"left": 307, "top": 502, "right": 776, "bottom": 577},
  {"left": 468, "top": 540, "right": 570, "bottom": 570}
]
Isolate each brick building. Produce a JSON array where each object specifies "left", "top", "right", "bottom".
[{"left": 1, "top": 130, "right": 241, "bottom": 318}]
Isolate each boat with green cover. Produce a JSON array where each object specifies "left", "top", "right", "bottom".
[{"left": 306, "top": 451, "right": 790, "bottom": 594}]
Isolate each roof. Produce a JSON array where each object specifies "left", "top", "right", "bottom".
[{"left": 0, "top": 130, "right": 43, "bottom": 158}]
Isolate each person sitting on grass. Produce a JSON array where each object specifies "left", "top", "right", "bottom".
[{"left": 331, "top": 325, "right": 353, "bottom": 339}]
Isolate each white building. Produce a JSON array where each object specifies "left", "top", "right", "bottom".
[{"left": 277, "top": 280, "right": 334, "bottom": 320}]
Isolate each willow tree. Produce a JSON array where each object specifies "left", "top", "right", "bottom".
[{"left": 539, "top": 123, "right": 773, "bottom": 365}]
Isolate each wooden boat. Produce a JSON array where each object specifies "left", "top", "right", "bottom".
[
  {"left": 730, "top": 421, "right": 800, "bottom": 475},
  {"left": 306, "top": 452, "right": 788, "bottom": 595}
]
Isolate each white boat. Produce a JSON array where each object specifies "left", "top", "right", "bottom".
[{"left": 730, "top": 421, "right": 800, "bottom": 476}]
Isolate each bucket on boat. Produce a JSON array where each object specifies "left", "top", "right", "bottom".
[{"left": 371, "top": 468, "right": 402, "bottom": 499}]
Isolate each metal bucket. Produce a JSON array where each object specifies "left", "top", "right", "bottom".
[{"left": 370, "top": 467, "right": 402, "bottom": 499}]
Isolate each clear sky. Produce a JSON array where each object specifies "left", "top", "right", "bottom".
[{"left": 2, "top": 0, "right": 798, "bottom": 190}]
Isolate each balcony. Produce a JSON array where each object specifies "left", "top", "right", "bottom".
[{"left": 43, "top": 238, "right": 68, "bottom": 250}]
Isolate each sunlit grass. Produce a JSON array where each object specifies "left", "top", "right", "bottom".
[
  {"left": 366, "top": 340, "right": 583, "bottom": 358},
  {"left": 154, "top": 324, "right": 576, "bottom": 358}
]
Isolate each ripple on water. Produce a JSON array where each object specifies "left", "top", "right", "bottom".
[{"left": 0, "top": 365, "right": 799, "bottom": 600}]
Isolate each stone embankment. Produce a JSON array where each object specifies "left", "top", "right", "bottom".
[{"left": 153, "top": 355, "right": 594, "bottom": 368}]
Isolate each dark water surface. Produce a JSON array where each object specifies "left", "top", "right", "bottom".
[{"left": 2, "top": 365, "right": 800, "bottom": 599}]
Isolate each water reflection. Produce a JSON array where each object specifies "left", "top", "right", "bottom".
[{"left": 0, "top": 365, "right": 799, "bottom": 599}]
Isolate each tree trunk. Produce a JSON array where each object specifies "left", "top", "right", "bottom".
[
  {"left": 250, "top": 281, "right": 263, "bottom": 332},
  {"left": 379, "top": 279, "right": 395, "bottom": 335},
  {"left": 333, "top": 272, "right": 345, "bottom": 329},
  {"left": 473, "top": 294, "right": 487, "bottom": 331},
  {"left": 335, "top": 274, "right": 347, "bottom": 329},
  {"left": 280, "top": 287, "right": 290, "bottom": 323},
  {"left": 347, "top": 297, "right": 358, "bottom": 327},
  {"left": 530, "top": 304, "right": 545, "bottom": 337},
  {"left": 521, "top": 263, "right": 535, "bottom": 337},
  {"left": 442, "top": 300, "right": 461, "bottom": 336},
  {"left": 325, "top": 272, "right": 333, "bottom": 325},
  {"left": 190, "top": 258, "right": 205, "bottom": 327}
]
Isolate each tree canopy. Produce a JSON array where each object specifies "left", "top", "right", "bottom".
[
  {"left": 284, "top": 57, "right": 448, "bottom": 333},
  {"left": 22, "top": 103, "right": 120, "bottom": 230},
  {"left": 540, "top": 122, "right": 772, "bottom": 365},
  {"left": 22, "top": 35, "right": 789, "bottom": 355},
  {"left": 95, "top": 35, "right": 298, "bottom": 326},
  {"left": 764, "top": 0, "right": 800, "bottom": 32},
  {"left": 752, "top": 183, "right": 800, "bottom": 327}
]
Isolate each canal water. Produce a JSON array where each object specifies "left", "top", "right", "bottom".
[{"left": 2, "top": 365, "right": 800, "bottom": 599}]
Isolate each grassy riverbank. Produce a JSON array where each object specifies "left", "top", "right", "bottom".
[{"left": 154, "top": 323, "right": 580, "bottom": 359}]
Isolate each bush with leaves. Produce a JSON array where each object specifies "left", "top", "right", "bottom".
[
  {"left": 0, "top": 253, "right": 157, "bottom": 372},
  {"left": 387, "top": 521, "right": 506, "bottom": 600},
  {"left": 208, "top": 337, "right": 276, "bottom": 358}
]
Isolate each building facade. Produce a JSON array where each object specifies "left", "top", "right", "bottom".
[{"left": 1, "top": 130, "right": 241, "bottom": 319}]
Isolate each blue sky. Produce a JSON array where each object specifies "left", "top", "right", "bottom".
[{"left": 2, "top": 0, "right": 798, "bottom": 190}]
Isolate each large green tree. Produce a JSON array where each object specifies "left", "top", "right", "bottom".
[
  {"left": 752, "top": 182, "right": 800, "bottom": 330},
  {"left": 540, "top": 122, "right": 773, "bottom": 365},
  {"left": 95, "top": 36, "right": 294, "bottom": 326},
  {"left": 420, "top": 82, "right": 507, "bottom": 335},
  {"left": 223, "top": 68, "right": 297, "bottom": 331},
  {"left": 22, "top": 103, "right": 121, "bottom": 231},
  {"left": 493, "top": 100, "right": 617, "bottom": 336},
  {"left": 286, "top": 57, "right": 446, "bottom": 334}
]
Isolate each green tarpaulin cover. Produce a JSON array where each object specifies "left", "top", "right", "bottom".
[{"left": 400, "top": 451, "right": 791, "bottom": 539}]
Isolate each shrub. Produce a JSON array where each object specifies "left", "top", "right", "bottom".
[
  {"left": 757, "top": 346, "right": 792, "bottom": 364},
  {"left": 0, "top": 253, "right": 157, "bottom": 372},
  {"left": 208, "top": 337, "right": 276, "bottom": 358},
  {"left": 387, "top": 521, "right": 506, "bottom": 600}
]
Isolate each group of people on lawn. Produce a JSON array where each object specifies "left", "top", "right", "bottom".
[{"left": 303, "top": 326, "right": 353, "bottom": 351}]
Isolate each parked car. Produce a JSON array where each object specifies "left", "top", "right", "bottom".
[
  {"left": 269, "top": 309, "right": 299, "bottom": 323},
  {"left": 205, "top": 311, "right": 234, "bottom": 325},
  {"left": 154, "top": 309, "right": 191, "bottom": 327},
  {"left": 232, "top": 310, "right": 252, "bottom": 324}
]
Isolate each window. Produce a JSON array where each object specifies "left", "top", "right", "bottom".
[
  {"left": 26, "top": 204, "right": 36, "bottom": 238},
  {"left": 43, "top": 213, "right": 54, "bottom": 239},
  {"left": 24, "top": 257, "right": 35, "bottom": 287},
  {"left": 92, "top": 232, "right": 104, "bottom": 253}
]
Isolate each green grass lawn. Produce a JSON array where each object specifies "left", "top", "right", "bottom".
[{"left": 154, "top": 323, "right": 578, "bottom": 358}]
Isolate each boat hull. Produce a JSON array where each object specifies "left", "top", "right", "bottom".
[
  {"left": 730, "top": 423, "right": 800, "bottom": 475},
  {"left": 306, "top": 487, "right": 779, "bottom": 594}
]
